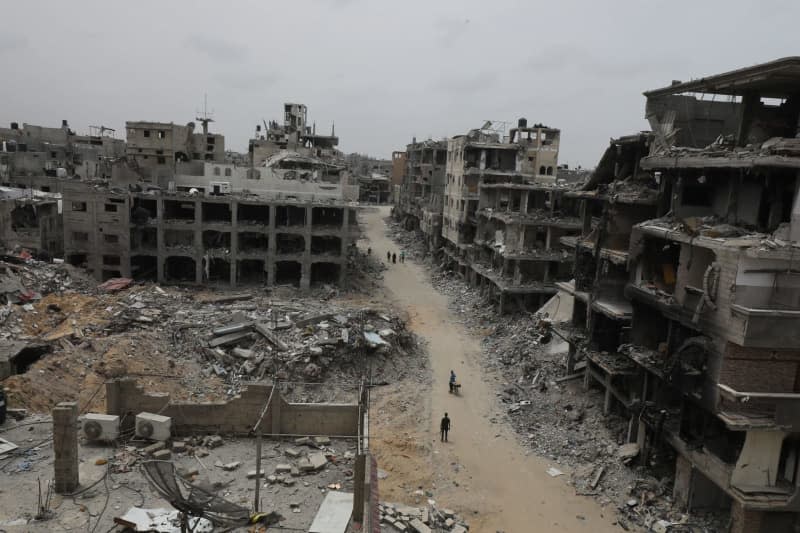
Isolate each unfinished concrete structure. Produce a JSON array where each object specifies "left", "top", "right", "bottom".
[
  {"left": 62, "top": 180, "right": 357, "bottom": 288},
  {"left": 441, "top": 121, "right": 575, "bottom": 313},
  {"left": 0, "top": 187, "right": 62, "bottom": 258},
  {"left": 557, "top": 59, "right": 800, "bottom": 532}
]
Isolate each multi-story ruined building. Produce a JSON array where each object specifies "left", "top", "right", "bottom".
[
  {"left": 441, "top": 121, "right": 577, "bottom": 312},
  {"left": 0, "top": 187, "right": 62, "bottom": 258},
  {"left": 62, "top": 181, "right": 357, "bottom": 288},
  {"left": 250, "top": 103, "right": 340, "bottom": 165},
  {"left": 0, "top": 121, "right": 125, "bottom": 186},
  {"left": 390, "top": 150, "right": 406, "bottom": 196},
  {"left": 558, "top": 58, "right": 800, "bottom": 533},
  {"left": 120, "top": 120, "right": 225, "bottom": 184},
  {"left": 0, "top": 102, "right": 359, "bottom": 290},
  {"left": 394, "top": 139, "right": 448, "bottom": 250}
]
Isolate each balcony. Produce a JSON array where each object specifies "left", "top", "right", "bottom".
[
  {"left": 729, "top": 305, "right": 800, "bottom": 349},
  {"left": 718, "top": 384, "right": 800, "bottom": 431}
]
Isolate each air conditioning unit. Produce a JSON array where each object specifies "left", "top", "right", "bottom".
[
  {"left": 82, "top": 414, "right": 120, "bottom": 441},
  {"left": 135, "top": 412, "right": 172, "bottom": 441}
]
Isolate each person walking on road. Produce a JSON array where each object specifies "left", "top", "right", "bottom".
[
  {"left": 392, "top": 253, "right": 397, "bottom": 264},
  {"left": 386, "top": 251, "right": 391, "bottom": 262},
  {"left": 449, "top": 370, "right": 457, "bottom": 393},
  {"left": 400, "top": 250, "right": 405, "bottom": 263},
  {"left": 440, "top": 413, "right": 451, "bottom": 442}
]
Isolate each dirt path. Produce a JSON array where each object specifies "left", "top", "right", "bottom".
[{"left": 363, "top": 207, "right": 623, "bottom": 532}]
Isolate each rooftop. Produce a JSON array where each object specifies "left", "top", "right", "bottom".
[{"left": 644, "top": 56, "right": 800, "bottom": 99}]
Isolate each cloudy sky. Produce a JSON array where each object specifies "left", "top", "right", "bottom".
[{"left": 1, "top": 0, "right": 798, "bottom": 167}]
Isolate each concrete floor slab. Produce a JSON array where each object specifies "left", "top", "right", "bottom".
[{"left": 308, "top": 490, "right": 353, "bottom": 533}]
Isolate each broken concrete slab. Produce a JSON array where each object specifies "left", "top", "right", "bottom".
[
  {"left": 312, "top": 436, "right": 331, "bottom": 446},
  {"left": 284, "top": 447, "right": 302, "bottom": 458},
  {"left": 408, "top": 518, "right": 431, "bottom": 533},
  {"left": 253, "top": 322, "right": 288, "bottom": 351},
  {"left": 208, "top": 331, "right": 252, "bottom": 348},
  {"left": 308, "top": 452, "right": 328, "bottom": 470},
  {"left": 308, "top": 490, "right": 353, "bottom": 533}
]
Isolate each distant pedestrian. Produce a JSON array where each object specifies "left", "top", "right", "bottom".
[
  {"left": 400, "top": 251, "right": 405, "bottom": 263},
  {"left": 440, "top": 413, "right": 451, "bottom": 442},
  {"left": 392, "top": 253, "right": 397, "bottom": 264},
  {"left": 387, "top": 251, "right": 391, "bottom": 261},
  {"left": 367, "top": 247, "right": 372, "bottom": 256}
]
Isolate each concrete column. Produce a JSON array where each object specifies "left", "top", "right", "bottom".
[
  {"left": 53, "top": 402, "right": 79, "bottom": 493},
  {"left": 195, "top": 200, "right": 203, "bottom": 284},
  {"left": 673, "top": 454, "right": 692, "bottom": 510},
  {"left": 156, "top": 198, "right": 165, "bottom": 283},
  {"left": 270, "top": 385, "right": 281, "bottom": 437},
  {"left": 353, "top": 454, "right": 367, "bottom": 523},
  {"left": 301, "top": 206, "right": 312, "bottom": 290},
  {"left": 230, "top": 200, "right": 238, "bottom": 286},
  {"left": 267, "top": 204, "right": 276, "bottom": 285},
  {"left": 521, "top": 190, "right": 529, "bottom": 214},
  {"left": 730, "top": 500, "right": 764, "bottom": 533}
]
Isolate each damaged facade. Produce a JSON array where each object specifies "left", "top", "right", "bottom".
[
  {"left": 395, "top": 139, "right": 448, "bottom": 250},
  {"left": 442, "top": 121, "right": 578, "bottom": 313},
  {"left": 557, "top": 58, "right": 800, "bottom": 533},
  {"left": 0, "top": 187, "right": 63, "bottom": 258},
  {"left": 0, "top": 120, "right": 125, "bottom": 186},
  {"left": 393, "top": 122, "right": 577, "bottom": 313},
  {"left": 0, "top": 103, "right": 361, "bottom": 289},
  {"left": 62, "top": 181, "right": 358, "bottom": 288}
]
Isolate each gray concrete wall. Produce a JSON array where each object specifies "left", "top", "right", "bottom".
[{"left": 106, "top": 378, "right": 360, "bottom": 437}]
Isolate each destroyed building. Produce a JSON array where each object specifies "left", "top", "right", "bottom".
[
  {"left": 62, "top": 180, "right": 358, "bottom": 287},
  {"left": 121, "top": 119, "right": 225, "bottom": 183},
  {"left": 0, "top": 102, "right": 361, "bottom": 289},
  {"left": 0, "top": 120, "right": 125, "bottom": 187},
  {"left": 0, "top": 187, "right": 63, "bottom": 259},
  {"left": 557, "top": 58, "right": 800, "bottom": 533},
  {"left": 441, "top": 121, "right": 578, "bottom": 313},
  {"left": 394, "top": 139, "right": 448, "bottom": 251},
  {"left": 250, "top": 103, "right": 340, "bottom": 165}
]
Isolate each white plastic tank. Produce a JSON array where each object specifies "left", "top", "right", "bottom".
[{"left": 55, "top": 168, "right": 67, "bottom": 178}]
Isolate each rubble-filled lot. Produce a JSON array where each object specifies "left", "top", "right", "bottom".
[
  {"left": 386, "top": 219, "right": 728, "bottom": 533},
  {"left": 0, "top": 247, "right": 435, "bottom": 532},
  {"left": 0, "top": 253, "right": 423, "bottom": 413},
  {"left": 0, "top": 415, "right": 364, "bottom": 531}
]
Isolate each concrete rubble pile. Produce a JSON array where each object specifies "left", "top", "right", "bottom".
[
  {"left": 0, "top": 252, "right": 94, "bottom": 308},
  {"left": 0, "top": 256, "right": 422, "bottom": 412},
  {"left": 385, "top": 217, "right": 429, "bottom": 262},
  {"left": 379, "top": 500, "right": 469, "bottom": 533}
]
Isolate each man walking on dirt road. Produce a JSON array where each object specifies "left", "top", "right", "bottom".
[{"left": 440, "top": 412, "right": 451, "bottom": 442}]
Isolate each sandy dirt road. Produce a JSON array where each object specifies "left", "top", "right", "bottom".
[{"left": 363, "top": 206, "right": 623, "bottom": 533}]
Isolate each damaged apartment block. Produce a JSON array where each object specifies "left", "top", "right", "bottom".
[
  {"left": 62, "top": 183, "right": 356, "bottom": 289},
  {"left": 441, "top": 120, "right": 579, "bottom": 313},
  {"left": 557, "top": 58, "right": 800, "bottom": 533},
  {"left": 394, "top": 139, "right": 448, "bottom": 251}
]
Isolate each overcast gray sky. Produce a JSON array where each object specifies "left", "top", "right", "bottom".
[{"left": 1, "top": 0, "right": 798, "bottom": 167}]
